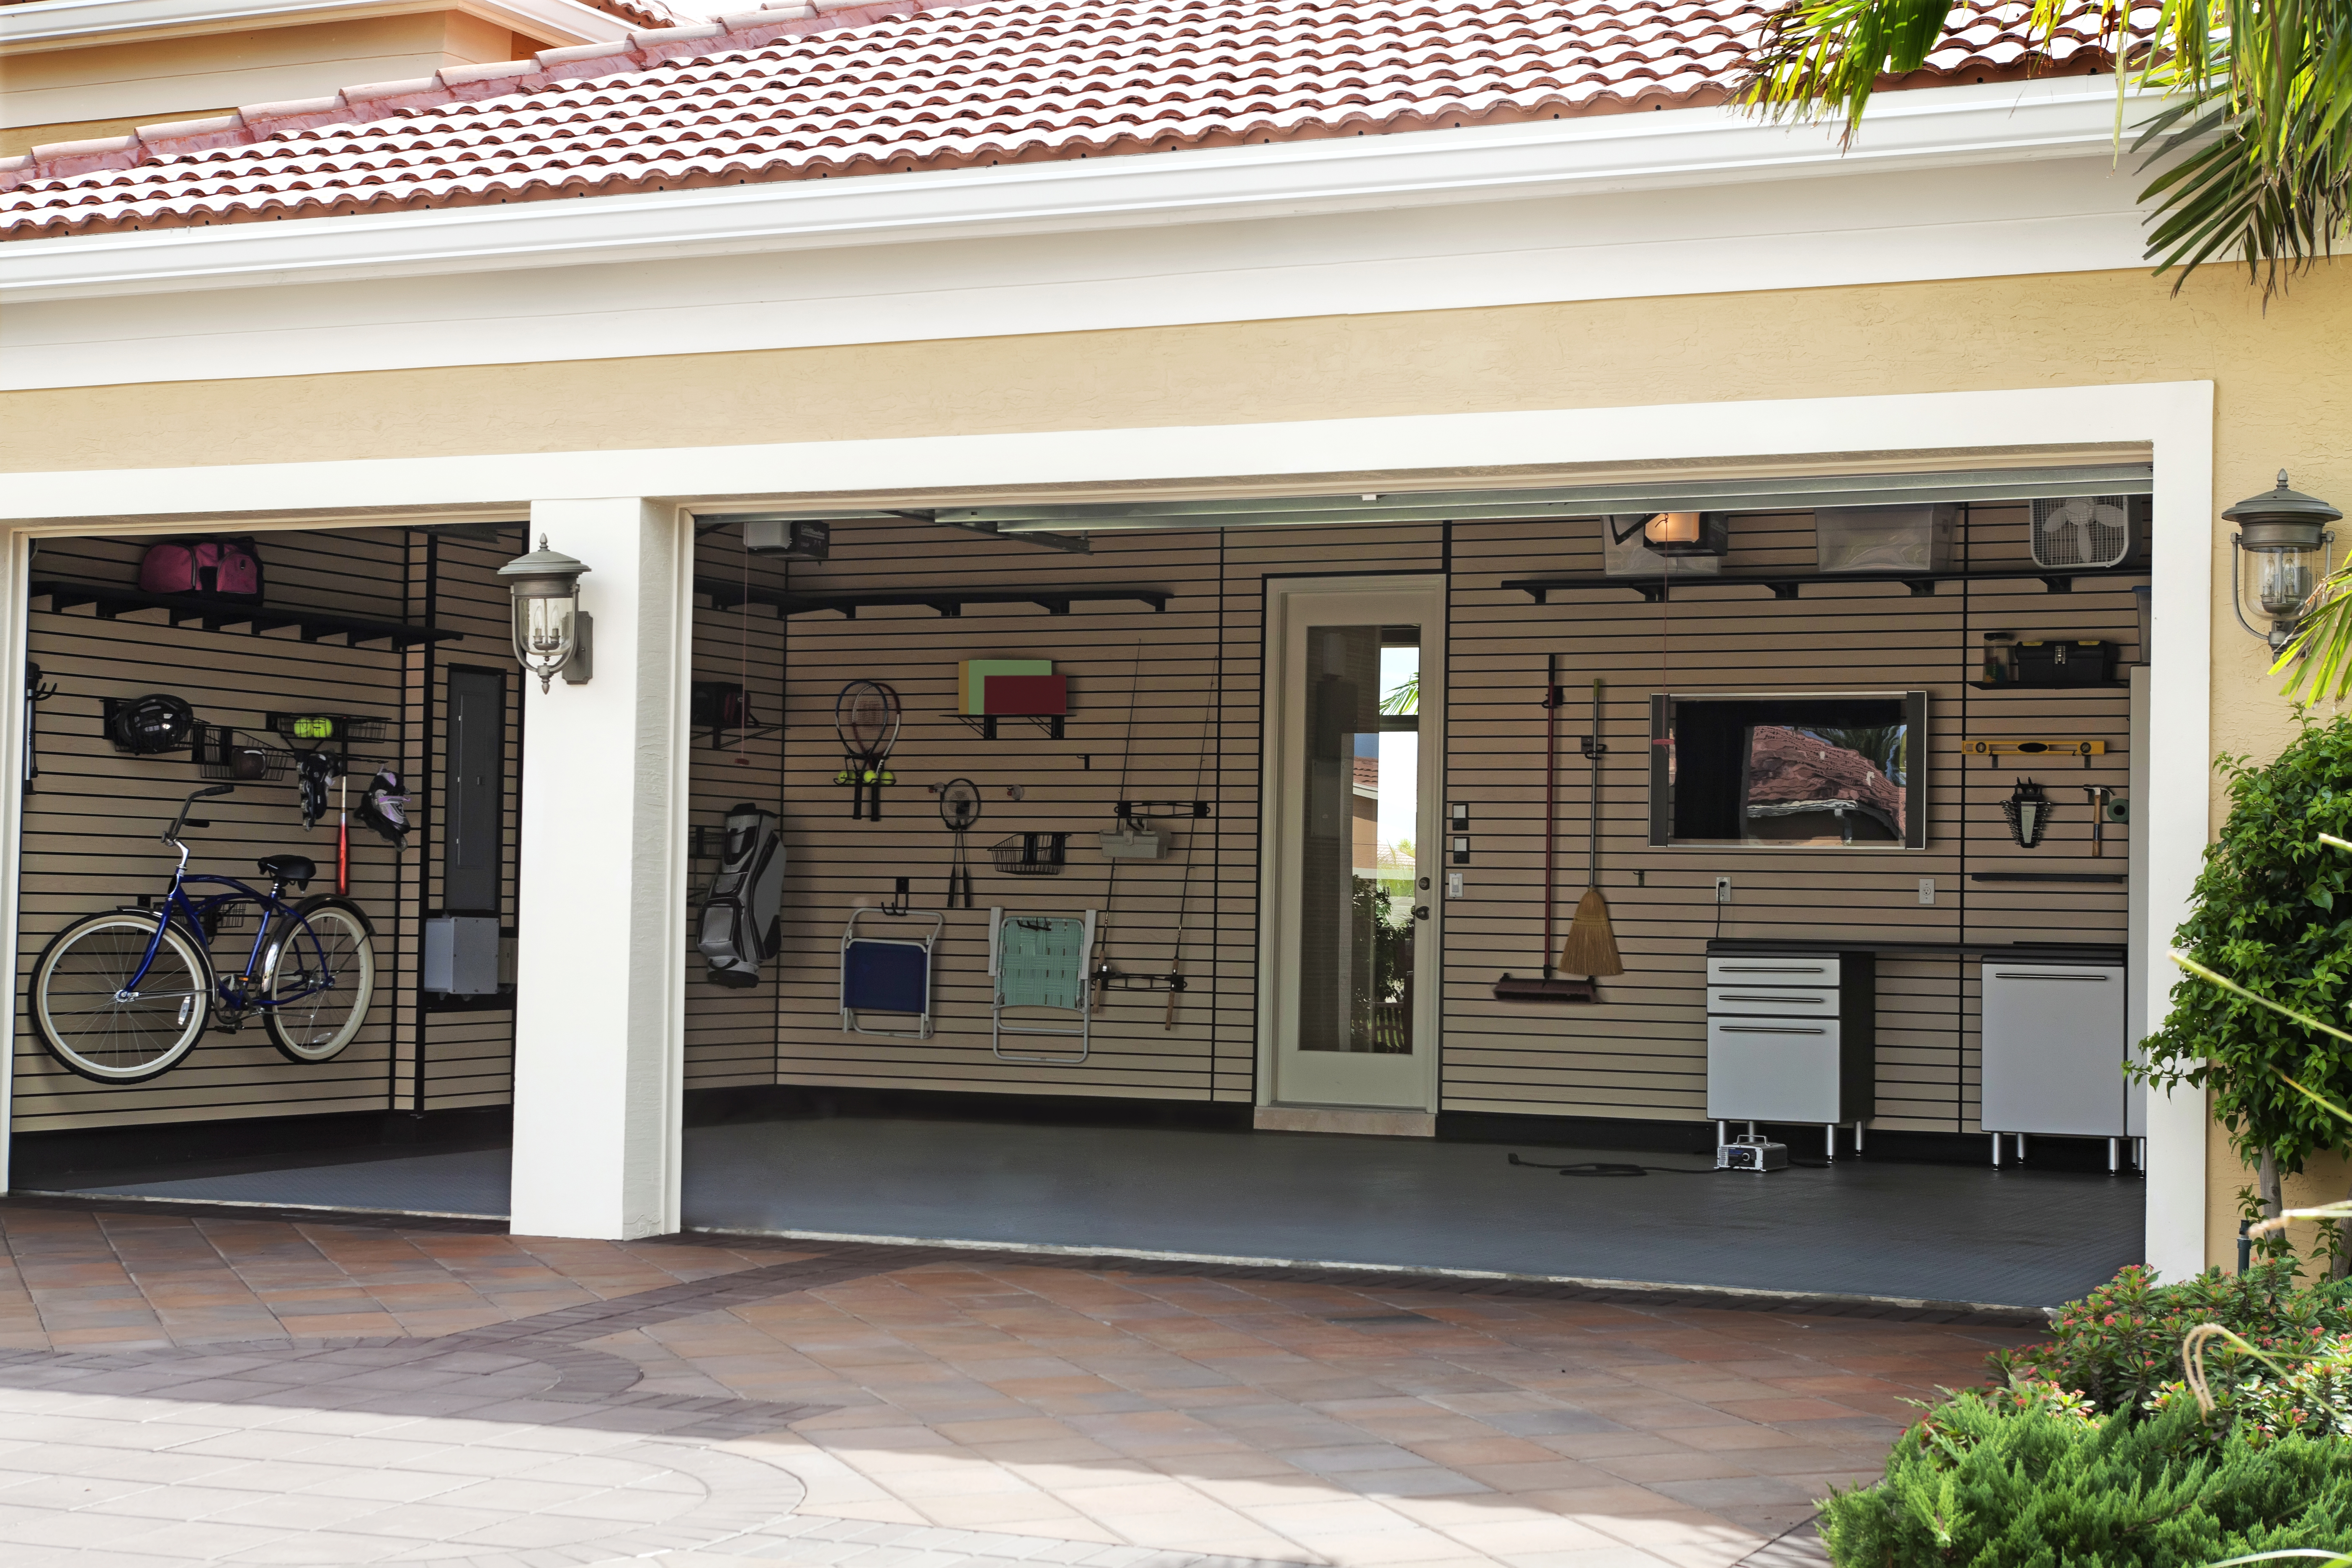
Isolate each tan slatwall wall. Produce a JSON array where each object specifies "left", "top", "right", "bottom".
[
  {"left": 12, "top": 526, "right": 519, "bottom": 1132},
  {"left": 696, "top": 508, "right": 2130, "bottom": 1135}
]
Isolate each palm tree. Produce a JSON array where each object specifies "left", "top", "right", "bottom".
[{"left": 1740, "top": 0, "right": 2352, "bottom": 297}]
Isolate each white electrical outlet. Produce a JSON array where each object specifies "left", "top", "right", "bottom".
[
  {"left": 1918, "top": 878, "right": 1936, "bottom": 905},
  {"left": 1713, "top": 877, "right": 1732, "bottom": 904}
]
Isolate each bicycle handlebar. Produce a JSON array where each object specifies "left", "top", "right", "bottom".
[{"left": 163, "top": 784, "right": 235, "bottom": 846}]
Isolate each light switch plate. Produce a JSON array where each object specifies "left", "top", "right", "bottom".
[
  {"left": 1918, "top": 878, "right": 1936, "bottom": 905},
  {"left": 1445, "top": 872, "right": 1464, "bottom": 899}
]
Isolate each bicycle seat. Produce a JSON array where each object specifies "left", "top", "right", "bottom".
[{"left": 257, "top": 855, "right": 316, "bottom": 889}]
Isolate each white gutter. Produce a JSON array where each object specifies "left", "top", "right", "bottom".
[
  {"left": 0, "top": 0, "right": 635, "bottom": 49},
  {"left": 0, "top": 74, "right": 2148, "bottom": 304}
]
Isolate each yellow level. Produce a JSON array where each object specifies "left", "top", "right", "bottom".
[{"left": 1965, "top": 738, "right": 2108, "bottom": 763}]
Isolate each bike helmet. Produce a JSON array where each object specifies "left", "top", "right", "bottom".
[
  {"left": 358, "top": 767, "right": 413, "bottom": 846},
  {"left": 106, "top": 694, "right": 196, "bottom": 756}
]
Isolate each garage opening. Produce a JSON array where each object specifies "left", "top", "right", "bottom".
[{"left": 9, "top": 523, "right": 520, "bottom": 1219}]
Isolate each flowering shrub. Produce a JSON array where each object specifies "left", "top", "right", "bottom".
[
  {"left": 2147, "top": 1334, "right": 2352, "bottom": 1449},
  {"left": 1993, "top": 1261, "right": 2352, "bottom": 1416}
]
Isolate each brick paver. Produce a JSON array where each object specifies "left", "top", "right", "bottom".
[{"left": 0, "top": 1201, "right": 2037, "bottom": 1567}]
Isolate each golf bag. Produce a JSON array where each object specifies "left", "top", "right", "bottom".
[{"left": 698, "top": 803, "right": 784, "bottom": 988}]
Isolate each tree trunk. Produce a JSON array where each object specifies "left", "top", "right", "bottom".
[
  {"left": 2335, "top": 1179, "right": 2352, "bottom": 1280},
  {"left": 2259, "top": 1150, "right": 2284, "bottom": 1264}
]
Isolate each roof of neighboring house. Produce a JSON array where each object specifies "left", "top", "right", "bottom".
[
  {"left": 0, "top": 0, "right": 2126, "bottom": 240},
  {"left": 1744, "top": 725, "right": 1906, "bottom": 838}
]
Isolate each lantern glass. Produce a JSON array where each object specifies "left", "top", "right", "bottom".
[
  {"left": 2246, "top": 542, "right": 2323, "bottom": 623},
  {"left": 513, "top": 594, "right": 576, "bottom": 687},
  {"left": 1645, "top": 511, "right": 1701, "bottom": 546}
]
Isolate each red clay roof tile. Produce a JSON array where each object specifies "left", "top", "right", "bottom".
[{"left": 0, "top": 0, "right": 2128, "bottom": 240}]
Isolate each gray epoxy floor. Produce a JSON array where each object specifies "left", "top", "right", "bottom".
[{"left": 30, "top": 1116, "right": 2145, "bottom": 1308}]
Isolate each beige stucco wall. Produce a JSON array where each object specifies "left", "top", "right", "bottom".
[
  {"left": 10, "top": 258, "right": 2350, "bottom": 1272},
  {"left": 0, "top": 11, "right": 540, "bottom": 154}
]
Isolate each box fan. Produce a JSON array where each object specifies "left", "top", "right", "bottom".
[{"left": 2030, "top": 496, "right": 2132, "bottom": 570}]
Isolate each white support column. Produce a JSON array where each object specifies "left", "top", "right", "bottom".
[
  {"left": 0, "top": 531, "right": 26, "bottom": 1195},
  {"left": 510, "top": 498, "right": 691, "bottom": 1239}
]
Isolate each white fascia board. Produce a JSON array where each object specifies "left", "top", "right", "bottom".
[
  {"left": 0, "top": 0, "right": 631, "bottom": 50},
  {"left": 0, "top": 75, "right": 2147, "bottom": 304}
]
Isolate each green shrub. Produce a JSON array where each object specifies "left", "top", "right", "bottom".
[
  {"left": 1818, "top": 1392, "right": 2352, "bottom": 1568},
  {"left": 1995, "top": 1262, "right": 2352, "bottom": 1415},
  {"left": 2147, "top": 1334, "right": 2352, "bottom": 1448}
]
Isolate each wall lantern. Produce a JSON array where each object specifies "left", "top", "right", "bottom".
[
  {"left": 2226, "top": 471, "right": 2341, "bottom": 652},
  {"left": 498, "top": 535, "right": 592, "bottom": 692},
  {"left": 1642, "top": 511, "right": 1730, "bottom": 557}
]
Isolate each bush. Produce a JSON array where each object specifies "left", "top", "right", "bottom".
[
  {"left": 1818, "top": 1391, "right": 2352, "bottom": 1568},
  {"left": 1994, "top": 1261, "right": 2352, "bottom": 1415}
]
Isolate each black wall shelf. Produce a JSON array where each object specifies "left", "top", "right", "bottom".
[
  {"left": 1969, "top": 872, "right": 2128, "bottom": 884},
  {"left": 31, "top": 579, "right": 457, "bottom": 651},
  {"left": 949, "top": 713, "right": 1065, "bottom": 740},
  {"left": 1967, "top": 681, "right": 2131, "bottom": 691},
  {"left": 698, "top": 581, "right": 1168, "bottom": 619},
  {"left": 1504, "top": 564, "right": 2152, "bottom": 604}
]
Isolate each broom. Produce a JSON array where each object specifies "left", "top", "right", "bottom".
[
  {"left": 1493, "top": 661, "right": 1599, "bottom": 1003},
  {"left": 1556, "top": 679, "right": 1625, "bottom": 979}
]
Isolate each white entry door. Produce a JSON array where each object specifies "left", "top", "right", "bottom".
[{"left": 1262, "top": 577, "right": 1444, "bottom": 1112}]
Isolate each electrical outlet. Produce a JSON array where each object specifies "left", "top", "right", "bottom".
[
  {"left": 1713, "top": 877, "right": 1732, "bottom": 904},
  {"left": 1918, "top": 878, "right": 1936, "bottom": 905}
]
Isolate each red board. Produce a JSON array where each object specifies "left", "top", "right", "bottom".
[{"left": 982, "top": 674, "right": 1068, "bottom": 716}]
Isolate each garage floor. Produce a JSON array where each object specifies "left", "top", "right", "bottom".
[{"left": 20, "top": 1115, "right": 2143, "bottom": 1309}]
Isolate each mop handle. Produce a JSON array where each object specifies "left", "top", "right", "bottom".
[{"left": 1543, "top": 653, "right": 1558, "bottom": 977}]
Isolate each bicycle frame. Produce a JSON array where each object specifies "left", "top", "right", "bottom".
[{"left": 113, "top": 832, "right": 334, "bottom": 1011}]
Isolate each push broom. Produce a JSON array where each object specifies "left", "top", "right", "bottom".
[
  {"left": 1556, "top": 678, "right": 1625, "bottom": 982},
  {"left": 1493, "top": 660, "right": 1605, "bottom": 1003}
]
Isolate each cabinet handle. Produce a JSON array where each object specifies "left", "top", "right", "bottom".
[
  {"left": 1724, "top": 994, "right": 1827, "bottom": 1004},
  {"left": 1991, "top": 972, "right": 2110, "bottom": 981},
  {"left": 1719, "top": 1024, "right": 1828, "bottom": 1035},
  {"left": 1719, "top": 965, "right": 1827, "bottom": 974}
]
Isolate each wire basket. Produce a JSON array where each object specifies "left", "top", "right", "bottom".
[
  {"left": 194, "top": 725, "right": 294, "bottom": 781},
  {"left": 991, "top": 833, "right": 1068, "bottom": 876},
  {"left": 265, "top": 712, "right": 392, "bottom": 747}
]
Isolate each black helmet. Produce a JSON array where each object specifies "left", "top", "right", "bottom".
[{"left": 107, "top": 694, "right": 195, "bottom": 756}]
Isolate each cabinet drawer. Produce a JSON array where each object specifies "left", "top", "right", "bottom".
[
  {"left": 1708, "top": 984, "right": 1839, "bottom": 1018},
  {"left": 1707, "top": 1017, "right": 1843, "bottom": 1122},
  {"left": 1707, "top": 955, "right": 1840, "bottom": 988}
]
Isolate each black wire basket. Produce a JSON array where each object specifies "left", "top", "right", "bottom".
[
  {"left": 194, "top": 725, "right": 294, "bottom": 782},
  {"left": 990, "top": 833, "right": 1068, "bottom": 876}
]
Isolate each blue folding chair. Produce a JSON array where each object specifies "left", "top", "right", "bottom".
[{"left": 841, "top": 909, "right": 943, "bottom": 1039}]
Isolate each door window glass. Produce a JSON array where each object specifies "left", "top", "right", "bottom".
[{"left": 1298, "top": 625, "right": 1419, "bottom": 1055}]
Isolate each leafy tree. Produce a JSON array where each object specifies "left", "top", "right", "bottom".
[
  {"left": 1739, "top": 0, "right": 2352, "bottom": 297},
  {"left": 2143, "top": 716, "right": 2352, "bottom": 1267}
]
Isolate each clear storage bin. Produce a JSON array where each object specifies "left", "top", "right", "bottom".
[{"left": 1814, "top": 504, "right": 1957, "bottom": 573}]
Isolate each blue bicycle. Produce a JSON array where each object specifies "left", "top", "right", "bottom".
[{"left": 31, "top": 784, "right": 377, "bottom": 1083}]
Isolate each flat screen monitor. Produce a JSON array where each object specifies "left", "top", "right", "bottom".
[{"left": 1648, "top": 691, "right": 1927, "bottom": 850}]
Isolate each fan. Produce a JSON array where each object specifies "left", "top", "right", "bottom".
[
  {"left": 939, "top": 777, "right": 981, "bottom": 908},
  {"left": 2030, "top": 496, "right": 2132, "bottom": 570},
  {"left": 832, "top": 681, "right": 902, "bottom": 820}
]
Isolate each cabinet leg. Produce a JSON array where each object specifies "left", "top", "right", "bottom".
[
  {"left": 1853, "top": 1121, "right": 1865, "bottom": 1153},
  {"left": 1991, "top": 1133, "right": 2002, "bottom": 1168},
  {"left": 1824, "top": 1124, "right": 1836, "bottom": 1162},
  {"left": 2108, "top": 1137, "right": 2120, "bottom": 1173}
]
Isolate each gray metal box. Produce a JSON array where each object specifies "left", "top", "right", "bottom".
[
  {"left": 424, "top": 916, "right": 501, "bottom": 995},
  {"left": 1981, "top": 959, "right": 2127, "bottom": 1135}
]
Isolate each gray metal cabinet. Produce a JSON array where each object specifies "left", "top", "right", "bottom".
[
  {"left": 1704, "top": 950, "right": 1875, "bottom": 1125},
  {"left": 1980, "top": 959, "right": 2127, "bottom": 1136}
]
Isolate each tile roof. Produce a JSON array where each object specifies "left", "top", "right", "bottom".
[{"left": 0, "top": 0, "right": 2126, "bottom": 240}]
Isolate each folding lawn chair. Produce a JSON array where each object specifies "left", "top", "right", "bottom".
[
  {"left": 988, "top": 906, "right": 1096, "bottom": 1065},
  {"left": 840, "top": 908, "right": 943, "bottom": 1039}
]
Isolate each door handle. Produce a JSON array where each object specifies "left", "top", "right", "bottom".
[{"left": 1413, "top": 905, "right": 1430, "bottom": 921}]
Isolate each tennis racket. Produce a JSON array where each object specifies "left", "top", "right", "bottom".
[
  {"left": 939, "top": 777, "right": 980, "bottom": 907},
  {"left": 833, "top": 681, "right": 902, "bottom": 820}
]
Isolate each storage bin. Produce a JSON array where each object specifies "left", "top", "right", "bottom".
[
  {"left": 2013, "top": 640, "right": 2118, "bottom": 684},
  {"left": 1814, "top": 504, "right": 1957, "bottom": 573},
  {"left": 1602, "top": 513, "right": 1721, "bottom": 577}
]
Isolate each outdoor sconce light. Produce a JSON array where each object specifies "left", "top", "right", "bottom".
[
  {"left": 2226, "top": 471, "right": 2342, "bottom": 653},
  {"left": 1642, "top": 511, "right": 1730, "bottom": 557},
  {"left": 498, "top": 535, "right": 592, "bottom": 692}
]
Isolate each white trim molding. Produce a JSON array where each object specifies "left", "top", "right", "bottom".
[
  {"left": 0, "top": 382, "right": 2213, "bottom": 1271},
  {"left": 0, "top": 0, "right": 633, "bottom": 50}
]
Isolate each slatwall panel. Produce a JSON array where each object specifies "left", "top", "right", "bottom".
[
  {"left": 11, "top": 526, "right": 519, "bottom": 1132},
  {"left": 407, "top": 529, "right": 525, "bottom": 1112},
  {"left": 1445, "top": 503, "right": 2135, "bottom": 1132},
  {"left": 704, "top": 505, "right": 2130, "bottom": 1134}
]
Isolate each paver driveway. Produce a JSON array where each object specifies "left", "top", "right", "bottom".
[{"left": 0, "top": 1201, "right": 2040, "bottom": 1567}]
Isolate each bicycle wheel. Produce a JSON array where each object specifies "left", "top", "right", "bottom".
[
  {"left": 32, "top": 913, "right": 212, "bottom": 1083},
  {"left": 263, "top": 897, "right": 376, "bottom": 1063}
]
